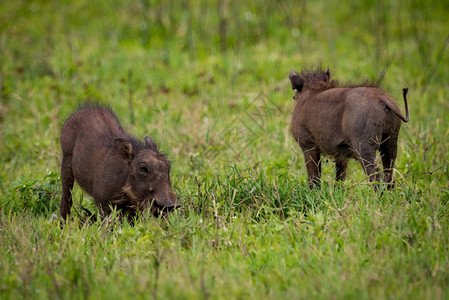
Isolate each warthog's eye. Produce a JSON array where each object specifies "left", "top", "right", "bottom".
[{"left": 138, "top": 162, "right": 149, "bottom": 176}]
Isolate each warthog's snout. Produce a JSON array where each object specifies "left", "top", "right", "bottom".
[
  {"left": 152, "top": 197, "right": 180, "bottom": 217},
  {"left": 153, "top": 188, "right": 180, "bottom": 214}
]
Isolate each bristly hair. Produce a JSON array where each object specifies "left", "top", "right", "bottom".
[
  {"left": 299, "top": 67, "right": 381, "bottom": 92},
  {"left": 299, "top": 67, "right": 336, "bottom": 92},
  {"left": 336, "top": 80, "right": 381, "bottom": 89},
  {"left": 74, "top": 100, "right": 119, "bottom": 122}
]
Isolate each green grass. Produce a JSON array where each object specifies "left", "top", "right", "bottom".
[{"left": 1, "top": 0, "right": 449, "bottom": 298}]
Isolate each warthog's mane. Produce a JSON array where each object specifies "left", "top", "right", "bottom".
[{"left": 300, "top": 67, "right": 380, "bottom": 92}]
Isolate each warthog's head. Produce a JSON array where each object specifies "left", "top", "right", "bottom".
[
  {"left": 289, "top": 67, "right": 332, "bottom": 98},
  {"left": 115, "top": 136, "right": 179, "bottom": 217}
]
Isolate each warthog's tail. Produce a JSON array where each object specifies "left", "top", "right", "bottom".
[
  {"left": 400, "top": 88, "right": 409, "bottom": 123},
  {"left": 383, "top": 88, "right": 409, "bottom": 123}
]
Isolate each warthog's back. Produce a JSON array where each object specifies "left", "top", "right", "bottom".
[
  {"left": 342, "top": 88, "right": 402, "bottom": 139},
  {"left": 60, "top": 106, "right": 128, "bottom": 194},
  {"left": 61, "top": 107, "right": 126, "bottom": 152}
]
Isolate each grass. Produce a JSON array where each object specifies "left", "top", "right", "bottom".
[{"left": 1, "top": 0, "right": 449, "bottom": 298}]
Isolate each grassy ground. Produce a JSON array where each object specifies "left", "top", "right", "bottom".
[{"left": 1, "top": 0, "right": 449, "bottom": 299}]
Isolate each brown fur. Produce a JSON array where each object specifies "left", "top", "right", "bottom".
[
  {"left": 289, "top": 67, "right": 409, "bottom": 188},
  {"left": 59, "top": 104, "right": 178, "bottom": 220}
]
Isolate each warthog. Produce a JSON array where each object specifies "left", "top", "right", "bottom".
[
  {"left": 289, "top": 67, "right": 409, "bottom": 188},
  {"left": 60, "top": 105, "right": 179, "bottom": 219}
]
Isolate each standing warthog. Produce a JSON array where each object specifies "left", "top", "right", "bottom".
[
  {"left": 288, "top": 67, "right": 409, "bottom": 188},
  {"left": 60, "top": 105, "right": 179, "bottom": 220}
]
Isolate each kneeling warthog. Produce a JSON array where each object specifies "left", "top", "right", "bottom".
[
  {"left": 289, "top": 67, "right": 409, "bottom": 188},
  {"left": 60, "top": 105, "right": 179, "bottom": 220}
]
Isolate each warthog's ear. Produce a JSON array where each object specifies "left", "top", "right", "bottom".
[
  {"left": 325, "top": 67, "right": 331, "bottom": 81},
  {"left": 144, "top": 136, "right": 158, "bottom": 152},
  {"left": 114, "top": 138, "right": 134, "bottom": 161},
  {"left": 289, "top": 72, "right": 304, "bottom": 92}
]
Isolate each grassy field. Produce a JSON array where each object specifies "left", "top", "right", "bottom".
[{"left": 1, "top": 0, "right": 449, "bottom": 298}]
